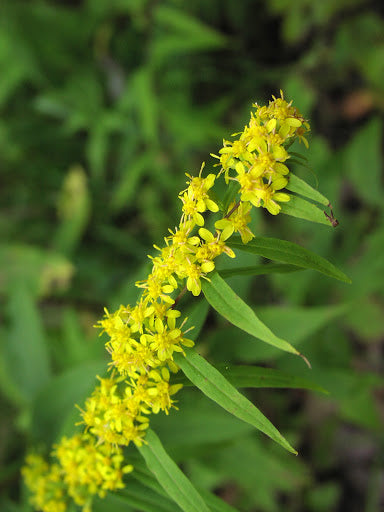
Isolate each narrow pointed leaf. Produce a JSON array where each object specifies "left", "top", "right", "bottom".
[
  {"left": 280, "top": 195, "right": 332, "bottom": 225},
  {"left": 184, "top": 300, "right": 210, "bottom": 341},
  {"left": 228, "top": 236, "right": 351, "bottom": 283},
  {"left": 202, "top": 272, "right": 300, "bottom": 356},
  {"left": 286, "top": 173, "right": 329, "bottom": 206},
  {"left": 289, "top": 151, "right": 309, "bottom": 162},
  {"left": 173, "top": 364, "right": 327, "bottom": 394},
  {"left": 131, "top": 461, "right": 239, "bottom": 512},
  {"left": 138, "top": 429, "right": 211, "bottom": 512},
  {"left": 218, "top": 263, "right": 302, "bottom": 278},
  {"left": 174, "top": 348, "right": 297, "bottom": 454},
  {"left": 217, "top": 365, "right": 328, "bottom": 393},
  {"left": 117, "top": 481, "right": 181, "bottom": 512}
]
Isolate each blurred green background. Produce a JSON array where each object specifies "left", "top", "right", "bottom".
[{"left": 1, "top": 1, "right": 383, "bottom": 511}]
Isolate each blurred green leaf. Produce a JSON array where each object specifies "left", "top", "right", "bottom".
[
  {"left": 152, "top": 6, "right": 226, "bottom": 61},
  {"left": 150, "top": 390, "right": 254, "bottom": 455},
  {"left": 30, "top": 360, "right": 106, "bottom": 444},
  {"left": 175, "top": 348, "right": 297, "bottom": 454},
  {"left": 212, "top": 435, "right": 308, "bottom": 512},
  {"left": 343, "top": 298, "right": 384, "bottom": 341},
  {"left": 306, "top": 482, "right": 340, "bottom": 512},
  {"left": 3, "top": 283, "right": 51, "bottom": 403},
  {"left": 131, "top": 68, "right": 158, "bottom": 146},
  {"left": 112, "top": 152, "right": 154, "bottom": 212},
  {"left": 342, "top": 118, "right": 383, "bottom": 205},
  {"left": 223, "top": 304, "right": 347, "bottom": 363},
  {"left": 53, "top": 165, "right": 91, "bottom": 255},
  {"left": 183, "top": 299, "right": 210, "bottom": 341},
  {"left": 0, "top": 245, "right": 74, "bottom": 298},
  {"left": 138, "top": 429, "right": 211, "bottom": 512},
  {"left": 59, "top": 307, "right": 102, "bottom": 367}
]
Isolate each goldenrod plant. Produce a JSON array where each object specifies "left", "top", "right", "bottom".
[{"left": 22, "top": 93, "right": 350, "bottom": 512}]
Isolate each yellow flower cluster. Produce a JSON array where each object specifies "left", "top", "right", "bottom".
[
  {"left": 22, "top": 454, "right": 67, "bottom": 512},
  {"left": 22, "top": 93, "right": 309, "bottom": 512},
  {"left": 22, "top": 437, "right": 132, "bottom": 512},
  {"left": 215, "top": 91, "right": 309, "bottom": 215}
]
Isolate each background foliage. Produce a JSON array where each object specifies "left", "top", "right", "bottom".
[{"left": 1, "top": 0, "right": 383, "bottom": 511}]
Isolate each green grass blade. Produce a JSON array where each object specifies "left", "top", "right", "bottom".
[
  {"left": 174, "top": 349, "right": 297, "bottom": 454},
  {"left": 202, "top": 273, "right": 301, "bottom": 356},
  {"left": 228, "top": 236, "right": 351, "bottom": 283},
  {"left": 138, "top": 429, "right": 212, "bottom": 512}
]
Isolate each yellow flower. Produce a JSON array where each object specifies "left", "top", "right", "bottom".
[
  {"left": 142, "top": 314, "right": 194, "bottom": 361},
  {"left": 145, "top": 367, "right": 183, "bottom": 414},
  {"left": 215, "top": 201, "right": 255, "bottom": 244},
  {"left": 197, "top": 227, "right": 235, "bottom": 261},
  {"left": 23, "top": 93, "right": 313, "bottom": 511},
  {"left": 22, "top": 455, "right": 67, "bottom": 512}
]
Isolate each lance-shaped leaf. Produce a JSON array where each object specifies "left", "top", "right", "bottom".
[
  {"left": 174, "top": 349, "right": 297, "bottom": 454},
  {"left": 202, "top": 272, "right": 301, "bottom": 357},
  {"left": 117, "top": 481, "right": 182, "bottom": 512},
  {"left": 280, "top": 195, "right": 332, "bottom": 225},
  {"left": 138, "top": 429, "right": 211, "bottom": 512},
  {"left": 218, "top": 263, "right": 301, "bottom": 278},
  {"left": 286, "top": 173, "right": 329, "bottom": 206},
  {"left": 228, "top": 236, "right": 351, "bottom": 283},
  {"left": 130, "top": 459, "right": 240, "bottom": 512},
  {"left": 172, "top": 364, "right": 327, "bottom": 394}
]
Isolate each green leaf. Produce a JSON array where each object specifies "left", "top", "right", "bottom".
[
  {"left": 129, "top": 461, "right": 240, "bottom": 512},
  {"left": 138, "top": 429, "right": 212, "bottom": 512},
  {"left": 131, "top": 68, "right": 158, "bottom": 146},
  {"left": 152, "top": 6, "right": 226, "bottom": 61},
  {"left": 173, "top": 364, "right": 327, "bottom": 394},
  {"left": 117, "top": 481, "right": 182, "bottom": 512},
  {"left": 52, "top": 166, "right": 91, "bottom": 255},
  {"left": 286, "top": 173, "right": 329, "bottom": 206},
  {"left": 183, "top": 300, "right": 210, "bottom": 341},
  {"left": 3, "top": 283, "right": 51, "bottom": 403},
  {"left": 86, "top": 121, "right": 109, "bottom": 181},
  {"left": 112, "top": 152, "right": 153, "bottom": 212},
  {"left": 0, "top": 244, "right": 73, "bottom": 298},
  {"left": 93, "top": 492, "right": 135, "bottom": 512},
  {"left": 343, "top": 118, "right": 382, "bottom": 205},
  {"left": 218, "top": 263, "right": 302, "bottom": 278},
  {"left": 30, "top": 360, "right": 106, "bottom": 444},
  {"left": 174, "top": 349, "right": 297, "bottom": 454},
  {"left": 231, "top": 304, "right": 348, "bottom": 363},
  {"left": 228, "top": 236, "right": 351, "bottom": 283},
  {"left": 202, "top": 272, "right": 301, "bottom": 357},
  {"left": 280, "top": 195, "right": 333, "bottom": 225},
  {"left": 150, "top": 392, "right": 254, "bottom": 455}
]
